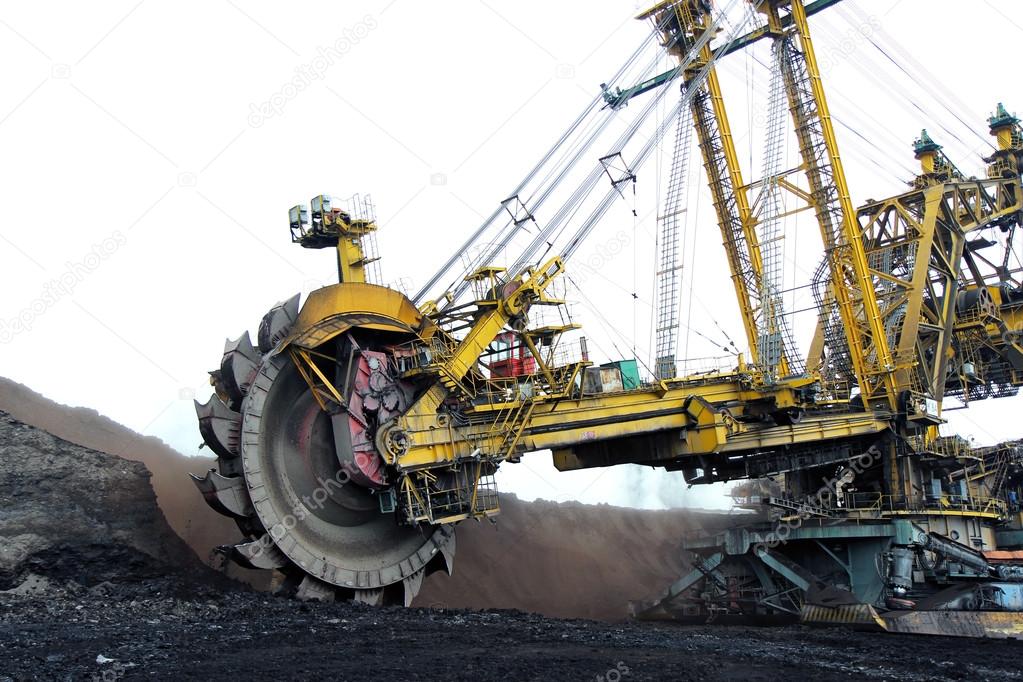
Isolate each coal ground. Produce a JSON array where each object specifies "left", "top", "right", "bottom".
[{"left": 2, "top": 548, "right": 1023, "bottom": 682}]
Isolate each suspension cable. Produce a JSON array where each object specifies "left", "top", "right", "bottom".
[
  {"left": 415, "top": 15, "right": 671, "bottom": 305},
  {"left": 443, "top": 10, "right": 695, "bottom": 305},
  {"left": 556, "top": 1, "right": 754, "bottom": 268}
]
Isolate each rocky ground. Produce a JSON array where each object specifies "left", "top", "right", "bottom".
[
  {"left": 0, "top": 411, "right": 207, "bottom": 586},
  {"left": 3, "top": 565, "right": 1023, "bottom": 681}
]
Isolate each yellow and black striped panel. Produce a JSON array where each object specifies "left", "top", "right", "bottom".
[{"left": 800, "top": 603, "right": 887, "bottom": 629}]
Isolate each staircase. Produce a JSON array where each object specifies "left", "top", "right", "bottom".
[
  {"left": 764, "top": 495, "right": 835, "bottom": 518},
  {"left": 492, "top": 398, "right": 537, "bottom": 461}
]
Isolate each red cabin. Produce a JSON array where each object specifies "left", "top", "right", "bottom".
[{"left": 489, "top": 332, "right": 536, "bottom": 378}]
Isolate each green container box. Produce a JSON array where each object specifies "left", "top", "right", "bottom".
[{"left": 601, "top": 359, "right": 640, "bottom": 390}]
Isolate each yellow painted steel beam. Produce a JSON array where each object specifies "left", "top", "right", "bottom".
[
  {"left": 702, "top": 61, "right": 767, "bottom": 365},
  {"left": 856, "top": 176, "right": 1023, "bottom": 406},
  {"left": 391, "top": 369, "right": 884, "bottom": 470},
  {"left": 439, "top": 256, "right": 564, "bottom": 383},
  {"left": 681, "top": 7, "right": 765, "bottom": 368},
  {"left": 282, "top": 282, "right": 433, "bottom": 350},
  {"left": 781, "top": 0, "right": 899, "bottom": 410}
]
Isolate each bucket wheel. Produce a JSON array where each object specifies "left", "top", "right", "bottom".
[{"left": 191, "top": 294, "right": 454, "bottom": 605}]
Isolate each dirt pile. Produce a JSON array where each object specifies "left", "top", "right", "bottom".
[
  {"left": 0, "top": 378, "right": 241, "bottom": 569},
  {"left": 416, "top": 496, "right": 737, "bottom": 620},
  {"left": 0, "top": 410, "right": 212, "bottom": 595}
]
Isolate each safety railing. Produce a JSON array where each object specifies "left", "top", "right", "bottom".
[
  {"left": 675, "top": 354, "right": 739, "bottom": 376},
  {"left": 399, "top": 464, "right": 499, "bottom": 525},
  {"left": 905, "top": 434, "right": 975, "bottom": 460},
  {"left": 547, "top": 337, "right": 588, "bottom": 369},
  {"left": 843, "top": 492, "right": 1008, "bottom": 519}
]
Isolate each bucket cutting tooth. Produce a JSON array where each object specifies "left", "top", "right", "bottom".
[
  {"left": 423, "top": 525, "right": 457, "bottom": 578},
  {"left": 207, "top": 369, "right": 233, "bottom": 406},
  {"left": 194, "top": 395, "right": 240, "bottom": 458},
  {"left": 402, "top": 570, "right": 425, "bottom": 607},
  {"left": 190, "top": 469, "right": 254, "bottom": 518},
  {"left": 232, "top": 537, "right": 289, "bottom": 570},
  {"left": 295, "top": 575, "right": 336, "bottom": 602},
  {"left": 220, "top": 331, "right": 259, "bottom": 404},
  {"left": 258, "top": 293, "right": 300, "bottom": 353},
  {"left": 438, "top": 531, "right": 456, "bottom": 576},
  {"left": 353, "top": 588, "right": 385, "bottom": 606}
]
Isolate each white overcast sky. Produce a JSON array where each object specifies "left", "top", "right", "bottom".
[{"left": 2, "top": 1, "right": 1022, "bottom": 511}]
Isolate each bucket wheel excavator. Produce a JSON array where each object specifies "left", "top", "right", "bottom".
[{"left": 191, "top": 0, "right": 1023, "bottom": 634}]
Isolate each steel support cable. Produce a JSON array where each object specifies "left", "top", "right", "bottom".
[
  {"left": 861, "top": 36, "right": 973, "bottom": 151},
  {"left": 840, "top": 3, "right": 994, "bottom": 152},
  {"left": 510, "top": 0, "right": 749, "bottom": 278},
  {"left": 797, "top": 79, "right": 918, "bottom": 179},
  {"left": 647, "top": 78, "right": 669, "bottom": 366},
  {"left": 732, "top": 25, "right": 910, "bottom": 180},
  {"left": 566, "top": 274, "right": 656, "bottom": 376},
  {"left": 462, "top": 1, "right": 747, "bottom": 304},
  {"left": 444, "top": 89, "right": 629, "bottom": 303},
  {"left": 527, "top": 162, "right": 618, "bottom": 271},
  {"left": 505, "top": 7, "right": 726, "bottom": 270},
  {"left": 832, "top": 117, "right": 916, "bottom": 181},
  {"left": 443, "top": 12, "right": 695, "bottom": 306},
  {"left": 448, "top": 125, "right": 627, "bottom": 305},
  {"left": 519, "top": 11, "right": 682, "bottom": 211},
  {"left": 548, "top": 7, "right": 757, "bottom": 265},
  {"left": 818, "top": 21, "right": 975, "bottom": 157},
  {"left": 718, "top": 46, "right": 917, "bottom": 182},
  {"left": 682, "top": 119, "right": 702, "bottom": 362},
  {"left": 413, "top": 95, "right": 602, "bottom": 305},
  {"left": 460, "top": 87, "right": 665, "bottom": 303},
  {"left": 523, "top": 97, "right": 619, "bottom": 208},
  {"left": 556, "top": 4, "right": 754, "bottom": 268},
  {"left": 556, "top": 95, "right": 688, "bottom": 265},
  {"left": 414, "top": 17, "right": 669, "bottom": 305},
  {"left": 564, "top": 275, "right": 636, "bottom": 367},
  {"left": 828, "top": 46, "right": 970, "bottom": 158},
  {"left": 445, "top": 65, "right": 658, "bottom": 300},
  {"left": 443, "top": 106, "right": 616, "bottom": 299}
]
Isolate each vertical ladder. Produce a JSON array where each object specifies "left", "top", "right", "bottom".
[
  {"left": 756, "top": 41, "right": 804, "bottom": 381},
  {"left": 654, "top": 99, "right": 694, "bottom": 380},
  {"left": 653, "top": 2, "right": 766, "bottom": 369}
]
